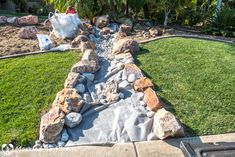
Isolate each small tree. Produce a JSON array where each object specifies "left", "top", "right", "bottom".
[{"left": 156, "top": 0, "right": 190, "bottom": 26}]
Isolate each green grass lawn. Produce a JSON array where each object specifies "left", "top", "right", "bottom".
[
  {"left": 0, "top": 51, "right": 80, "bottom": 147},
  {"left": 135, "top": 38, "right": 235, "bottom": 136}
]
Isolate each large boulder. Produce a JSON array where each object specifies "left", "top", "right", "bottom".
[
  {"left": 17, "top": 15, "right": 38, "bottom": 25},
  {"left": 134, "top": 77, "right": 154, "bottom": 92},
  {"left": 71, "top": 35, "right": 89, "bottom": 48},
  {"left": 149, "top": 27, "right": 163, "bottom": 37},
  {"left": 153, "top": 108, "right": 184, "bottom": 139},
  {"left": 119, "top": 24, "right": 132, "bottom": 35},
  {"left": 92, "top": 15, "right": 109, "bottom": 29},
  {"left": 112, "top": 39, "right": 139, "bottom": 55},
  {"left": 18, "top": 26, "right": 38, "bottom": 39},
  {"left": 0, "top": 16, "right": 7, "bottom": 24},
  {"left": 81, "top": 49, "right": 97, "bottom": 61},
  {"left": 39, "top": 106, "right": 65, "bottom": 143},
  {"left": 71, "top": 60, "right": 100, "bottom": 74},
  {"left": 143, "top": 88, "right": 162, "bottom": 112},
  {"left": 64, "top": 72, "right": 81, "bottom": 88},
  {"left": 53, "top": 88, "right": 84, "bottom": 113}
]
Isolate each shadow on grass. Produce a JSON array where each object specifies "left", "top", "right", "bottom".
[{"left": 134, "top": 46, "right": 199, "bottom": 138}]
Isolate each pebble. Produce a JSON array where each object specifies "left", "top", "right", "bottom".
[
  {"left": 57, "top": 141, "right": 66, "bottom": 147},
  {"left": 83, "top": 73, "right": 95, "bottom": 82},
  {"left": 137, "top": 92, "right": 144, "bottom": 100},
  {"left": 75, "top": 84, "right": 86, "bottom": 93},
  {"left": 65, "top": 112, "right": 83, "bottom": 128},
  {"left": 119, "top": 92, "right": 125, "bottom": 99},
  {"left": 147, "top": 133, "right": 158, "bottom": 141},
  {"left": 127, "top": 74, "right": 136, "bottom": 83},
  {"left": 61, "top": 129, "right": 69, "bottom": 142},
  {"left": 147, "top": 111, "right": 155, "bottom": 118},
  {"left": 118, "top": 80, "right": 130, "bottom": 89},
  {"left": 140, "top": 101, "right": 146, "bottom": 106}
]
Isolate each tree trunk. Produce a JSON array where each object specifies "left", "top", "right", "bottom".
[
  {"left": 125, "top": 0, "right": 129, "bottom": 17},
  {"left": 164, "top": 10, "right": 170, "bottom": 27}
]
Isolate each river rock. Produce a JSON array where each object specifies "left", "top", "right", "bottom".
[
  {"left": 17, "top": 15, "right": 38, "bottom": 25},
  {"left": 65, "top": 112, "right": 82, "bottom": 128},
  {"left": 64, "top": 72, "right": 81, "bottom": 88},
  {"left": 18, "top": 26, "right": 38, "bottom": 39},
  {"left": 61, "top": 129, "right": 69, "bottom": 142},
  {"left": 83, "top": 73, "right": 95, "bottom": 82},
  {"left": 127, "top": 73, "right": 136, "bottom": 83},
  {"left": 143, "top": 88, "right": 162, "bottom": 112},
  {"left": 153, "top": 108, "right": 184, "bottom": 139},
  {"left": 71, "top": 60, "right": 100, "bottom": 74},
  {"left": 134, "top": 77, "right": 154, "bottom": 92},
  {"left": 75, "top": 84, "right": 86, "bottom": 93},
  {"left": 39, "top": 106, "right": 65, "bottom": 144},
  {"left": 53, "top": 88, "right": 84, "bottom": 113},
  {"left": 112, "top": 39, "right": 139, "bottom": 54}
]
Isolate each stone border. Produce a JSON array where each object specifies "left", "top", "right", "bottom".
[{"left": 138, "top": 34, "right": 235, "bottom": 44}]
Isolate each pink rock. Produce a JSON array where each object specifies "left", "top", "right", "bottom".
[
  {"left": 17, "top": 15, "right": 38, "bottom": 25},
  {"left": 18, "top": 26, "right": 38, "bottom": 39}
]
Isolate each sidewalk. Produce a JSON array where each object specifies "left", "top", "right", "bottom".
[{"left": 2, "top": 133, "right": 235, "bottom": 157}]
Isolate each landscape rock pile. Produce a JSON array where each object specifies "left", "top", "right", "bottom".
[{"left": 34, "top": 16, "right": 184, "bottom": 148}]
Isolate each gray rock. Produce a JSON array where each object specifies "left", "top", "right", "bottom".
[
  {"left": 119, "top": 80, "right": 130, "bottom": 89},
  {"left": 147, "top": 133, "right": 158, "bottom": 141},
  {"left": 137, "top": 92, "right": 144, "bottom": 100},
  {"left": 127, "top": 74, "right": 136, "bottom": 83},
  {"left": 61, "top": 129, "right": 69, "bottom": 142},
  {"left": 75, "top": 84, "right": 86, "bottom": 93},
  {"left": 83, "top": 73, "right": 95, "bottom": 82},
  {"left": 147, "top": 111, "right": 155, "bottom": 118},
  {"left": 119, "top": 92, "right": 125, "bottom": 99},
  {"left": 140, "top": 101, "right": 146, "bottom": 106},
  {"left": 57, "top": 141, "right": 66, "bottom": 147},
  {"left": 65, "top": 112, "right": 83, "bottom": 128}
]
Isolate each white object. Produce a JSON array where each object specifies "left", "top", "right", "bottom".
[
  {"left": 36, "top": 34, "right": 52, "bottom": 51},
  {"left": 49, "top": 11, "right": 81, "bottom": 39}
]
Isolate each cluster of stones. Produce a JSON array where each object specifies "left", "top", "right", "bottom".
[
  {"left": 0, "top": 15, "right": 39, "bottom": 39},
  {"left": 33, "top": 15, "right": 184, "bottom": 149}
]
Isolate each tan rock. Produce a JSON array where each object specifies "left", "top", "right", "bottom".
[
  {"left": 53, "top": 88, "right": 84, "bottom": 113},
  {"left": 64, "top": 72, "right": 81, "bottom": 88},
  {"left": 115, "top": 31, "right": 127, "bottom": 42},
  {"left": 100, "top": 27, "right": 111, "bottom": 35},
  {"left": 123, "top": 64, "right": 143, "bottom": 79},
  {"left": 71, "top": 60, "right": 100, "bottom": 74},
  {"left": 82, "top": 49, "right": 97, "bottom": 61},
  {"left": 119, "top": 24, "right": 132, "bottom": 35},
  {"left": 39, "top": 106, "right": 65, "bottom": 143},
  {"left": 134, "top": 77, "right": 154, "bottom": 92},
  {"left": 17, "top": 15, "right": 38, "bottom": 25},
  {"left": 143, "top": 88, "right": 162, "bottom": 112},
  {"left": 18, "top": 26, "right": 38, "bottom": 39},
  {"left": 71, "top": 35, "right": 89, "bottom": 48},
  {"left": 153, "top": 108, "right": 184, "bottom": 139},
  {"left": 112, "top": 39, "right": 139, "bottom": 55},
  {"left": 80, "top": 41, "right": 96, "bottom": 53}
]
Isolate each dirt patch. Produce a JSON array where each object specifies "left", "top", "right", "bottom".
[{"left": 0, "top": 24, "right": 70, "bottom": 57}]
